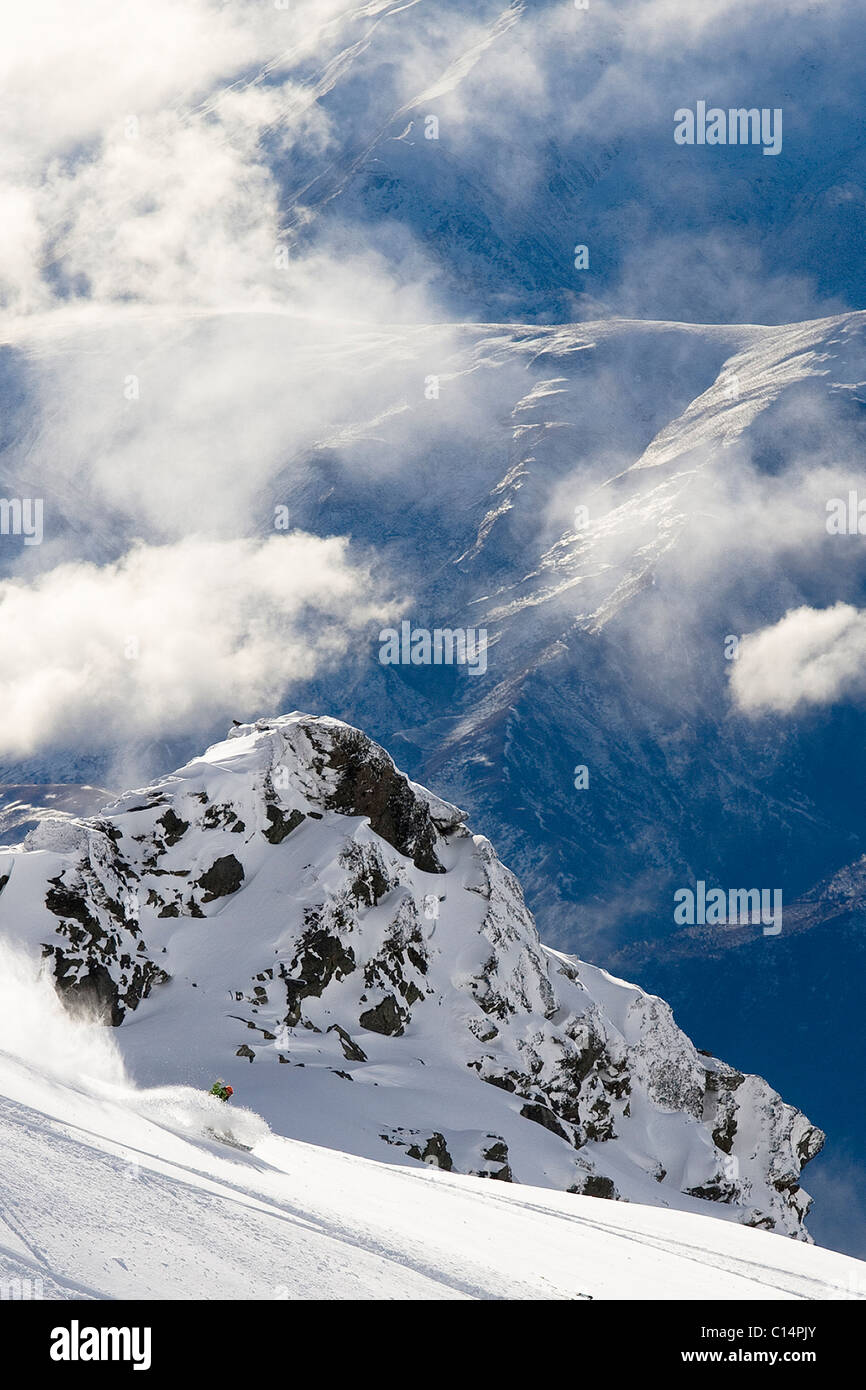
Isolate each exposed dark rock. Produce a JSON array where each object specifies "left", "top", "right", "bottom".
[
  {"left": 157, "top": 809, "right": 189, "bottom": 846},
  {"left": 46, "top": 881, "right": 99, "bottom": 929},
  {"left": 483, "top": 1138, "right": 509, "bottom": 1165},
  {"left": 480, "top": 1137, "right": 513, "bottom": 1181},
  {"left": 314, "top": 726, "right": 448, "bottom": 873},
  {"left": 263, "top": 805, "right": 305, "bottom": 845},
  {"left": 745, "top": 1214, "right": 776, "bottom": 1231},
  {"left": 687, "top": 1180, "right": 739, "bottom": 1204},
  {"left": 328, "top": 1023, "right": 368, "bottom": 1062},
  {"left": 520, "top": 1102, "right": 569, "bottom": 1141},
  {"left": 580, "top": 1175, "right": 617, "bottom": 1200},
  {"left": 797, "top": 1127, "right": 825, "bottom": 1164},
  {"left": 406, "top": 945, "right": 428, "bottom": 975},
  {"left": 202, "top": 803, "right": 243, "bottom": 832},
  {"left": 712, "top": 1116, "right": 737, "bottom": 1155},
  {"left": 472, "top": 955, "right": 515, "bottom": 1020},
  {"left": 349, "top": 863, "right": 390, "bottom": 908},
  {"left": 281, "top": 923, "right": 355, "bottom": 1025},
  {"left": 359, "top": 994, "right": 405, "bottom": 1036},
  {"left": 407, "top": 1132, "right": 453, "bottom": 1170},
  {"left": 197, "top": 855, "right": 245, "bottom": 902},
  {"left": 361, "top": 912, "right": 429, "bottom": 1021},
  {"left": 481, "top": 1071, "right": 516, "bottom": 1093},
  {"left": 705, "top": 1068, "right": 745, "bottom": 1154},
  {"left": 52, "top": 957, "right": 124, "bottom": 1026}
]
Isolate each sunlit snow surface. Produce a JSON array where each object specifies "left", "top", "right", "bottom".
[{"left": 0, "top": 912, "right": 864, "bottom": 1299}]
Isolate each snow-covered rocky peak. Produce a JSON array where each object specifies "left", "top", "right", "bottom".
[{"left": 0, "top": 713, "right": 823, "bottom": 1238}]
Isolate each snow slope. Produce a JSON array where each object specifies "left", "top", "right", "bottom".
[{"left": 0, "top": 945, "right": 863, "bottom": 1302}]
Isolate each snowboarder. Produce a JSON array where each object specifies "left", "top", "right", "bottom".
[{"left": 209, "top": 1080, "right": 233, "bottom": 1102}]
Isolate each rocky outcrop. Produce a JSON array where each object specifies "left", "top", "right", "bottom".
[
  {"left": 306, "top": 721, "right": 460, "bottom": 873},
  {"left": 196, "top": 854, "right": 244, "bottom": 901}
]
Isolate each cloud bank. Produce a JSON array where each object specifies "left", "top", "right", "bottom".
[
  {"left": 730, "top": 603, "right": 866, "bottom": 715},
  {"left": 0, "top": 534, "right": 396, "bottom": 755}
]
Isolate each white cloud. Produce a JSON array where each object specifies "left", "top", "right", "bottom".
[
  {"left": 0, "top": 0, "right": 429, "bottom": 314},
  {"left": 41, "top": 113, "right": 283, "bottom": 308},
  {"left": 0, "top": 534, "right": 397, "bottom": 755},
  {"left": 730, "top": 603, "right": 866, "bottom": 715}
]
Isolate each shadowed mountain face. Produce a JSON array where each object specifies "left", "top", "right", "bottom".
[{"left": 264, "top": 0, "right": 866, "bottom": 325}]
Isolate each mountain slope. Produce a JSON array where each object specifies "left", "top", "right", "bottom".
[
  {"left": 0, "top": 713, "right": 825, "bottom": 1240},
  {"left": 0, "top": 1060, "right": 861, "bottom": 1302}
]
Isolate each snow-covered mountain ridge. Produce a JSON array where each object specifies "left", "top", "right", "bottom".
[{"left": 0, "top": 713, "right": 823, "bottom": 1239}]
